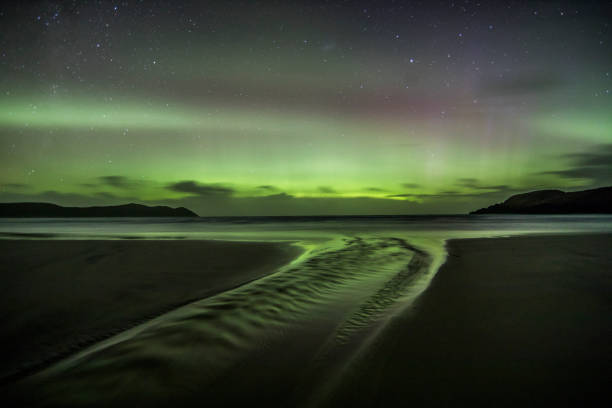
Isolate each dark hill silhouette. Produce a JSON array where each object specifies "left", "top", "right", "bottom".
[
  {"left": 0, "top": 202, "right": 198, "bottom": 217},
  {"left": 471, "top": 186, "right": 612, "bottom": 214}
]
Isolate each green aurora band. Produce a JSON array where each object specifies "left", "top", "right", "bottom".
[{"left": 0, "top": 1, "right": 610, "bottom": 215}]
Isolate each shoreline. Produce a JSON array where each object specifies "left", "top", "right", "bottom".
[
  {"left": 0, "top": 239, "right": 303, "bottom": 383},
  {"left": 323, "top": 233, "right": 612, "bottom": 406},
  {"left": 2, "top": 233, "right": 611, "bottom": 406}
]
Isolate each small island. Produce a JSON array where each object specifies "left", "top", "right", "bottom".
[
  {"left": 0, "top": 202, "right": 198, "bottom": 217},
  {"left": 471, "top": 186, "right": 612, "bottom": 214}
]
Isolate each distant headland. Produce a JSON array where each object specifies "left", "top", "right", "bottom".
[
  {"left": 471, "top": 186, "right": 612, "bottom": 214},
  {"left": 0, "top": 202, "right": 198, "bottom": 217}
]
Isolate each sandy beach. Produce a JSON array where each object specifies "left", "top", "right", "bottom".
[
  {"left": 0, "top": 239, "right": 301, "bottom": 382},
  {"left": 325, "top": 234, "right": 612, "bottom": 406},
  {"left": 2, "top": 234, "right": 611, "bottom": 406}
]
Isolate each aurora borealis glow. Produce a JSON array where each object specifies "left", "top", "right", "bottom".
[{"left": 1, "top": 1, "right": 611, "bottom": 215}]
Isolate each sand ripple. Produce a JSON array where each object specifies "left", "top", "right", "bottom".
[{"left": 17, "top": 237, "right": 436, "bottom": 406}]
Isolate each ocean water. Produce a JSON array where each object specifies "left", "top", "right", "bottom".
[
  {"left": 2, "top": 214, "right": 612, "bottom": 240},
  {"left": 2, "top": 214, "right": 611, "bottom": 275},
  {"left": 3, "top": 214, "right": 611, "bottom": 289},
  {"left": 4, "top": 215, "right": 612, "bottom": 406}
]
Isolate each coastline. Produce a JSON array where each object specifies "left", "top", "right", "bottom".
[
  {"left": 323, "top": 233, "right": 612, "bottom": 406},
  {"left": 2, "top": 233, "right": 611, "bottom": 406},
  {"left": 0, "top": 239, "right": 302, "bottom": 383}
]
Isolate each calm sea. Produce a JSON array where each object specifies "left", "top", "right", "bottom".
[{"left": 2, "top": 214, "right": 611, "bottom": 241}]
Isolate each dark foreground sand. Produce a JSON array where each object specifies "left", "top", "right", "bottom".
[
  {"left": 0, "top": 239, "right": 301, "bottom": 382},
  {"left": 326, "top": 234, "right": 612, "bottom": 407},
  {"left": 2, "top": 234, "right": 611, "bottom": 407}
]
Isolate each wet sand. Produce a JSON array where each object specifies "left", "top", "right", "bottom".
[
  {"left": 325, "top": 234, "right": 612, "bottom": 407},
  {"left": 0, "top": 239, "right": 301, "bottom": 382},
  {"left": 3, "top": 234, "right": 611, "bottom": 407},
  {"left": 4, "top": 236, "right": 433, "bottom": 407}
]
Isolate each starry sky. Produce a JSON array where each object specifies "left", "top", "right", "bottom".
[{"left": 0, "top": 0, "right": 611, "bottom": 215}]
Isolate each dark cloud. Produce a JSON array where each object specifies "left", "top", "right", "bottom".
[
  {"left": 566, "top": 155, "right": 612, "bottom": 167},
  {"left": 1, "top": 183, "right": 27, "bottom": 189},
  {"left": 540, "top": 144, "right": 612, "bottom": 185},
  {"left": 256, "top": 185, "right": 278, "bottom": 191},
  {"left": 479, "top": 72, "right": 565, "bottom": 96},
  {"left": 401, "top": 183, "right": 421, "bottom": 189},
  {"left": 540, "top": 167, "right": 612, "bottom": 183},
  {"left": 456, "top": 178, "right": 511, "bottom": 192},
  {"left": 94, "top": 192, "right": 117, "bottom": 199},
  {"left": 166, "top": 181, "right": 234, "bottom": 196},
  {"left": 562, "top": 144, "right": 612, "bottom": 167},
  {"left": 456, "top": 178, "right": 478, "bottom": 186},
  {"left": 318, "top": 186, "right": 337, "bottom": 194},
  {"left": 98, "top": 175, "right": 141, "bottom": 189},
  {"left": 99, "top": 176, "right": 129, "bottom": 188},
  {"left": 365, "top": 187, "right": 387, "bottom": 192},
  {"left": 77, "top": 176, "right": 147, "bottom": 190},
  {"left": 388, "top": 185, "right": 522, "bottom": 200},
  {"left": 392, "top": 182, "right": 516, "bottom": 199}
]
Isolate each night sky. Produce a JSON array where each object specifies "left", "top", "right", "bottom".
[{"left": 1, "top": 0, "right": 611, "bottom": 215}]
